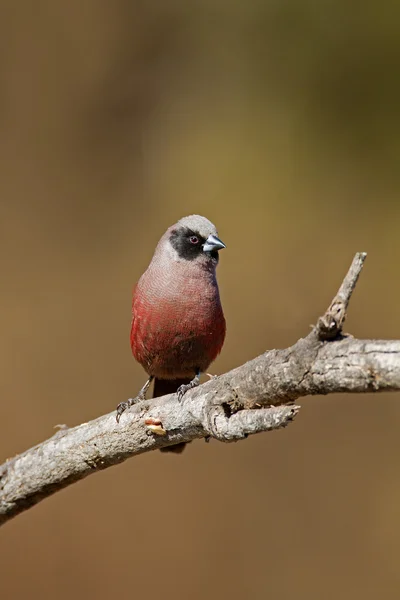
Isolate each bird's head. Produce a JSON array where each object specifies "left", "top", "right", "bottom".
[{"left": 167, "top": 215, "right": 226, "bottom": 266}]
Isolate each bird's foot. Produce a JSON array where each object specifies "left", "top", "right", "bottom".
[
  {"left": 177, "top": 372, "right": 200, "bottom": 401},
  {"left": 116, "top": 376, "right": 154, "bottom": 423},
  {"left": 116, "top": 392, "right": 147, "bottom": 423},
  {"left": 116, "top": 396, "right": 138, "bottom": 423}
]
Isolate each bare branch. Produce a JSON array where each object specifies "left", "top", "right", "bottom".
[
  {"left": 317, "top": 251, "right": 367, "bottom": 339},
  {"left": 1, "top": 251, "right": 399, "bottom": 527}
]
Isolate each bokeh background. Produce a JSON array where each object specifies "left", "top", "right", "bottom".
[{"left": 1, "top": 2, "right": 400, "bottom": 599}]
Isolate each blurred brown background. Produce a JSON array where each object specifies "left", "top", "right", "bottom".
[{"left": 1, "top": 1, "right": 400, "bottom": 598}]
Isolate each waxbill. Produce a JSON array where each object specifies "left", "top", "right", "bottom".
[{"left": 116, "top": 215, "right": 226, "bottom": 453}]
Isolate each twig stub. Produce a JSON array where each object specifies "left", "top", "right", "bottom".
[{"left": 317, "top": 252, "right": 367, "bottom": 340}]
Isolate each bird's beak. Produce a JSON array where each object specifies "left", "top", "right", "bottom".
[{"left": 203, "top": 234, "right": 226, "bottom": 253}]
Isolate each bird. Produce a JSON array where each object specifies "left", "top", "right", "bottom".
[{"left": 116, "top": 214, "right": 226, "bottom": 453}]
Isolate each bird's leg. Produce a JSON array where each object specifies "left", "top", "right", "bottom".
[
  {"left": 116, "top": 376, "right": 154, "bottom": 423},
  {"left": 177, "top": 369, "right": 201, "bottom": 401}
]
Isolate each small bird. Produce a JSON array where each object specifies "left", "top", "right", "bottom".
[{"left": 116, "top": 215, "right": 226, "bottom": 453}]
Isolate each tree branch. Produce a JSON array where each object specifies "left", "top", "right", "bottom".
[{"left": 1, "top": 252, "right": 399, "bottom": 527}]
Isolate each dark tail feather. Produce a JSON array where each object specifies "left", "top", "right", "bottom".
[
  {"left": 159, "top": 443, "right": 187, "bottom": 454},
  {"left": 153, "top": 378, "right": 191, "bottom": 398},
  {"left": 153, "top": 378, "right": 191, "bottom": 454}
]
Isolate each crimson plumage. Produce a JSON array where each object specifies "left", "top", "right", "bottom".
[{"left": 117, "top": 215, "right": 226, "bottom": 453}]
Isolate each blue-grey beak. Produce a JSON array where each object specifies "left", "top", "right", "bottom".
[{"left": 203, "top": 234, "right": 226, "bottom": 253}]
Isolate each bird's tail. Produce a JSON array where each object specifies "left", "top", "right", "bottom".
[{"left": 153, "top": 377, "right": 191, "bottom": 454}]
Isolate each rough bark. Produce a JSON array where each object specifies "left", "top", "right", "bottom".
[{"left": 1, "top": 252, "right": 399, "bottom": 527}]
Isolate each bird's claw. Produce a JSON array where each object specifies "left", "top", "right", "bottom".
[
  {"left": 177, "top": 379, "right": 199, "bottom": 401},
  {"left": 116, "top": 400, "right": 131, "bottom": 423},
  {"left": 177, "top": 384, "right": 189, "bottom": 401},
  {"left": 116, "top": 395, "right": 142, "bottom": 423}
]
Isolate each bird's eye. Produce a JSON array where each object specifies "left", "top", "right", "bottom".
[{"left": 189, "top": 236, "right": 199, "bottom": 244}]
